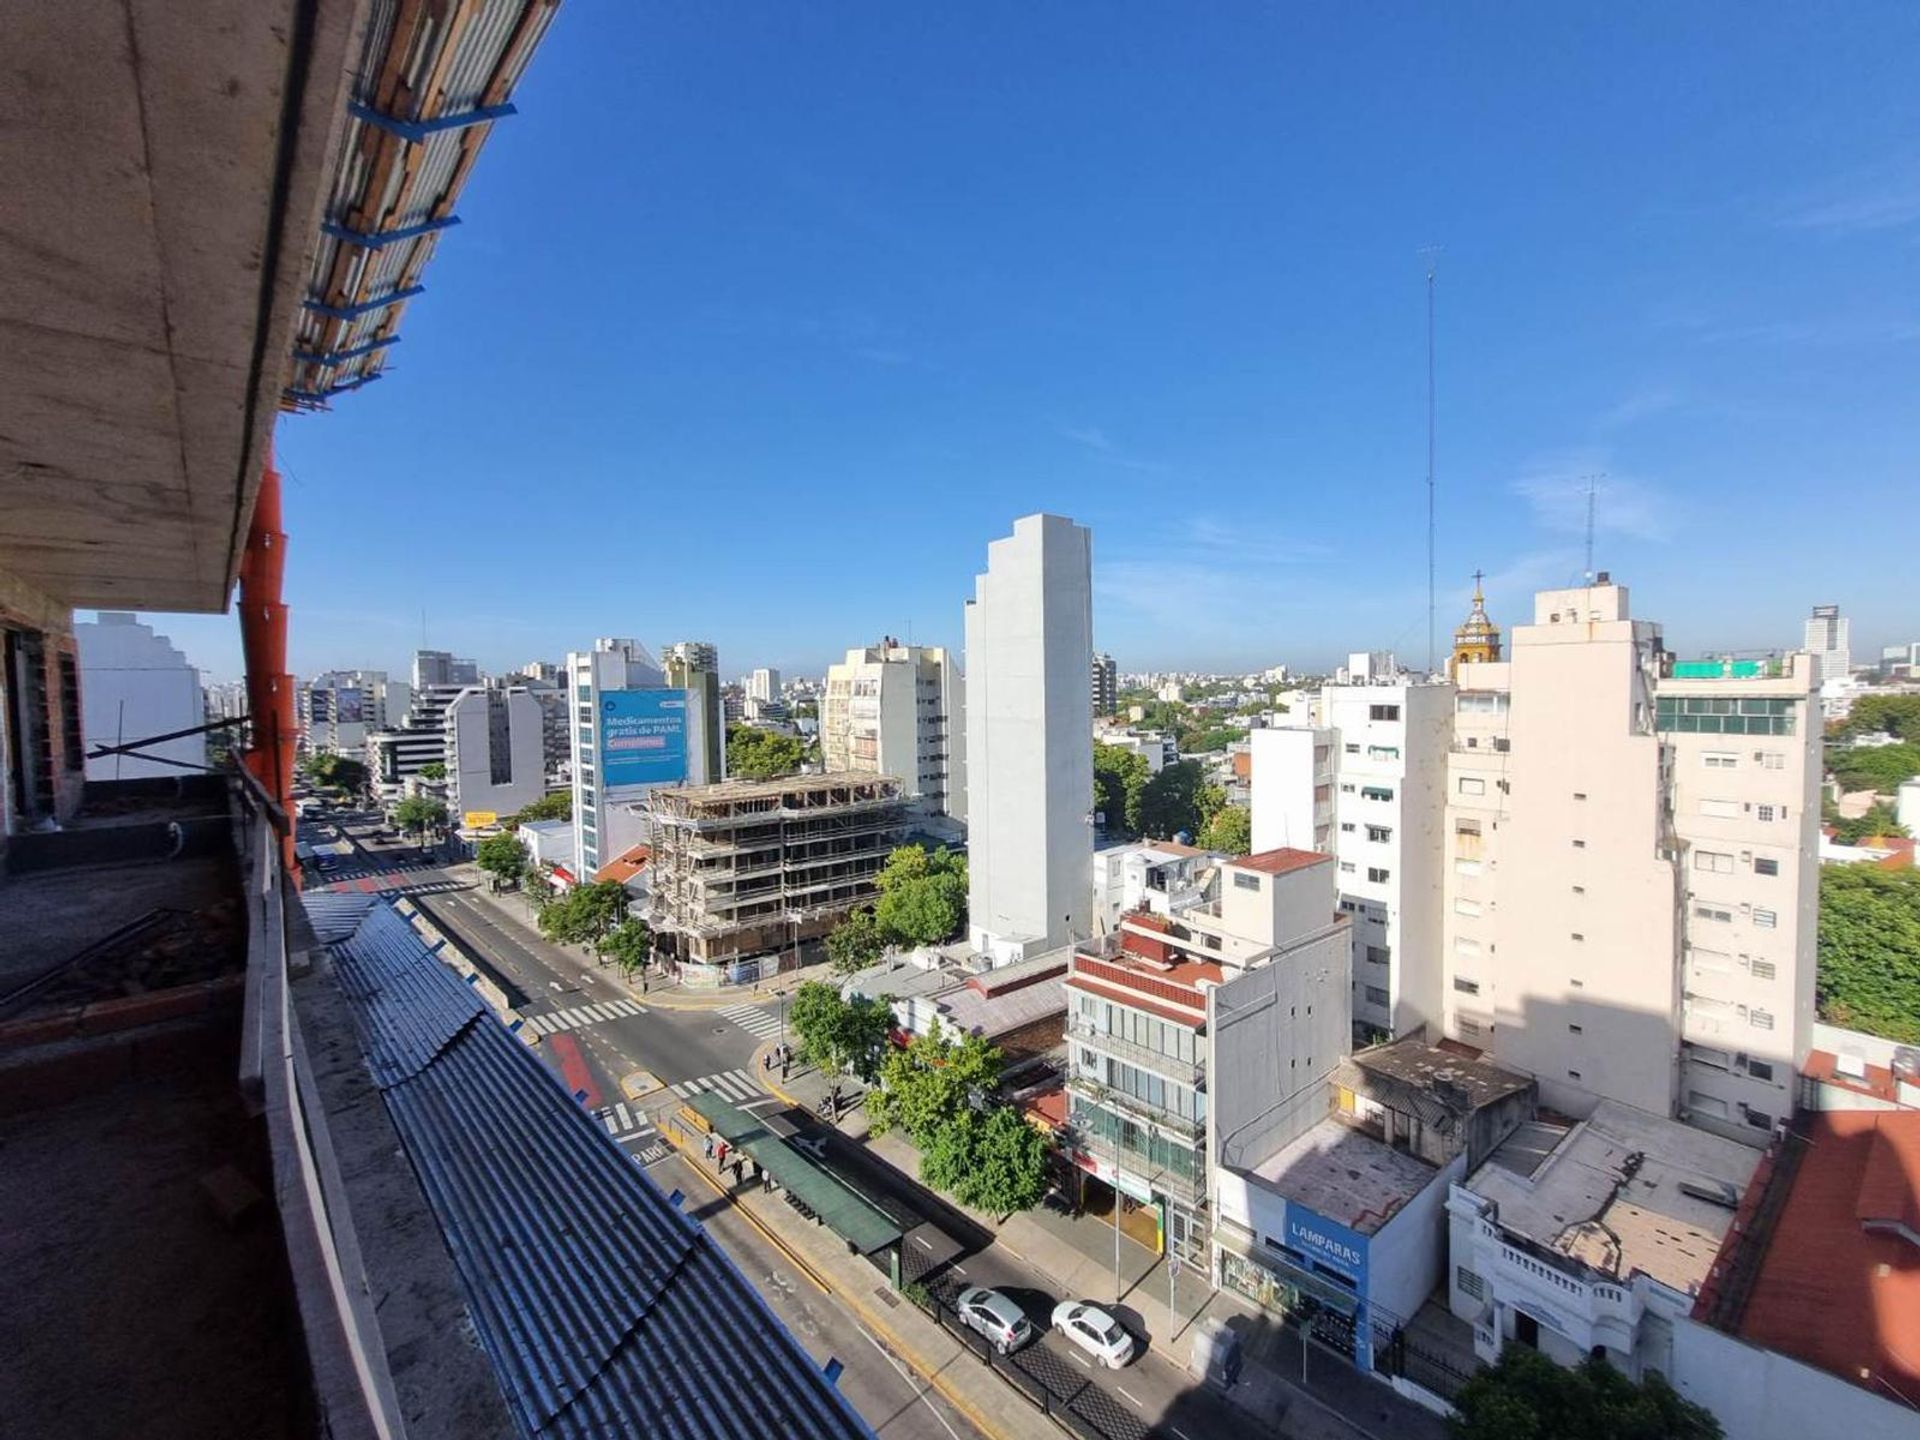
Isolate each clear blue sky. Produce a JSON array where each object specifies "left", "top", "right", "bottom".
[{"left": 151, "top": 2, "right": 1920, "bottom": 683}]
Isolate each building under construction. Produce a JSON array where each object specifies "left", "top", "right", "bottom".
[{"left": 648, "top": 771, "right": 910, "bottom": 973}]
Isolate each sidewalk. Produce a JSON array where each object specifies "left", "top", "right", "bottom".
[
  {"left": 753, "top": 1038, "right": 1450, "bottom": 1440},
  {"left": 455, "top": 872, "right": 842, "bottom": 1011}
]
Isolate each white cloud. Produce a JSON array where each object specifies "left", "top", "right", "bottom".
[
  {"left": 1776, "top": 162, "right": 1920, "bottom": 235},
  {"left": 1511, "top": 452, "right": 1676, "bottom": 544}
]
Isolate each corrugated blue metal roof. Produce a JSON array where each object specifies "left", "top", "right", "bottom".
[{"left": 333, "top": 903, "right": 873, "bottom": 1440}]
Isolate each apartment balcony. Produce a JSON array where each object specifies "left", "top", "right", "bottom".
[
  {"left": 1063, "top": 1115, "right": 1207, "bottom": 1205},
  {"left": 1067, "top": 1076, "right": 1207, "bottom": 1141},
  {"left": 1069, "top": 1018, "right": 1204, "bottom": 1088}
]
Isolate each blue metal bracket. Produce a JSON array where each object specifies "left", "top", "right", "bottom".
[
  {"left": 293, "top": 335, "right": 399, "bottom": 367},
  {"left": 350, "top": 100, "right": 517, "bottom": 145},
  {"left": 823, "top": 1359, "right": 845, "bottom": 1389},
  {"left": 323, "top": 215, "right": 461, "bottom": 251},
  {"left": 303, "top": 285, "right": 424, "bottom": 321},
  {"left": 283, "top": 372, "right": 383, "bottom": 406}
]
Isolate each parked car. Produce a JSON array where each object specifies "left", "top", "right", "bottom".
[
  {"left": 956, "top": 1288, "right": 1034, "bottom": 1355},
  {"left": 1050, "top": 1301, "right": 1135, "bottom": 1369}
]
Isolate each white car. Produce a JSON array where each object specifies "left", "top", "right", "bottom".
[
  {"left": 1050, "top": 1301, "right": 1136, "bottom": 1369},
  {"left": 956, "top": 1287, "right": 1034, "bottom": 1355}
]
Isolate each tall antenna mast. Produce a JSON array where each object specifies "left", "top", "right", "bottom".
[
  {"left": 1582, "top": 472, "right": 1605, "bottom": 582},
  {"left": 1419, "top": 245, "right": 1443, "bottom": 673}
]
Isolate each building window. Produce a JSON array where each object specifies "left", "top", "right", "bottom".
[
  {"left": 1339, "top": 861, "right": 1357, "bottom": 874},
  {"left": 1753, "top": 908, "right": 1778, "bottom": 929},
  {"left": 1361, "top": 785, "right": 1395, "bottom": 802},
  {"left": 1573, "top": 792, "right": 1587, "bottom": 801},
  {"left": 1369, "top": 704, "right": 1401, "bottom": 722},
  {"left": 1571, "top": 933, "right": 1584, "bottom": 942},
  {"left": 1568, "top": 1070, "right": 1582, "bottom": 1081},
  {"left": 1572, "top": 838, "right": 1586, "bottom": 849},
  {"left": 1568, "top": 1023, "right": 1583, "bottom": 1034},
  {"left": 1454, "top": 897, "right": 1482, "bottom": 917},
  {"left": 1756, "top": 804, "right": 1777, "bottom": 822},
  {"left": 1758, "top": 752, "right": 1785, "bottom": 770},
  {"left": 1457, "top": 1017, "right": 1482, "bottom": 1038},
  {"left": 1704, "top": 752, "right": 1739, "bottom": 769},
  {"left": 1688, "top": 1045, "right": 1730, "bottom": 1071},
  {"left": 1572, "top": 884, "right": 1585, "bottom": 895},
  {"left": 1694, "top": 850, "right": 1735, "bottom": 874},
  {"left": 1754, "top": 857, "right": 1779, "bottom": 877},
  {"left": 1454, "top": 937, "right": 1481, "bottom": 956},
  {"left": 1570, "top": 977, "right": 1584, "bottom": 988},
  {"left": 1747, "top": 1059, "right": 1775, "bottom": 1081},
  {"left": 1345, "top": 743, "right": 1360, "bottom": 755},
  {"left": 1368, "top": 745, "right": 1401, "bottom": 760},
  {"left": 1233, "top": 872, "right": 1260, "bottom": 892},
  {"left": 1699, "top": 798, "right": 1741, "bottom": 819},
  {"left": 1693, "top": 904, "right": 1733, "bottom": 924},
  {"left": 1750, "top": 958, "right": 1776, "bottom": 981},
  {"left": 1689, "top": 1092, "right": 1730, "bottom": 1119},
  {"left": 1366, "top": 825, "right": 1392, "bottom": 842},
  {"left": 1364, "top": 945, "right": 1390, "bottom": 965},
  {"left": 1750, "top": 1008, "right": 1775, "bottom": 1031},
  {"left": 1454, "top": 977, "right": 1480, "bottom": 996},
  {"left": 1367, "top": 867, "right": 1390, "bottom": 883},
  {"left": 1746, "top": 1108, "right": 1773, "bottom": 1129},
  {"left": 1340, "top": 782, "right": 1355, "bottom": 794},
  {"left": 1458, "top": 777, "right": 1485, "bottom": 796},
  {"left": 1456, "top": 1267, "right": 1485, "bottom": 1301},
  {"left": 1340, "top": 821, "right": 1356, "bottom": 833},
  {"left": 1364, "top": 985, "right": 1390, "bottom": 1007},
  {"left": 58, "top": 652, "right": 83, "bottom": 770}
]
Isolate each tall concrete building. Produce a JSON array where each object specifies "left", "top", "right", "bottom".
[
  {"left": 444, "top": 684, "right": 545, "bottom": 827},
  {"left": 1092, "top": 652, "right": 1118, "bottom": 717},
  {"left": 747, "top": 667, "right": 780, "bottom": 703},
  {"left": 1441, "top": 578, "right": 1819, "bottom": 1145},
  {"left": 412, "top": 649, "right": 479, "bottom": 689},
  {"left": 74, "top": 612, "right": 204, "bottom": 780},
  {"left": 965, "top": 514, "right": 1094, "bottom": 964},
  {"left": 300, "top": 669, "right": 407, "bottom": 757},
  {"left": 661, "top": 640, "right": 725, "bottom": 787},
  {"left": 821, "top": 639, "right": 965, "bottom": 825},
  {"left": 569, "top": 638, "right": 724, "bottom": 880},
  {"left": 1251, "top": 680, "right": 1451, "bottom": 1041},
  {"left": 1804, "top": 604, "right": 1850, "bottom": 684}
]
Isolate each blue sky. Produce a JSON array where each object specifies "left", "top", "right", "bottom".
[{"left": 152, "top": 3, "right": 1920, "bottom": 683}]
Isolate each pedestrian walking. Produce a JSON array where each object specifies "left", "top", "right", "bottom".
[
  {"left": 762, "top": 1052, "right": 771, "bottom": 1073},
  {"left": 703, "top": 1132, "right": 714, "bottom": 1160}
]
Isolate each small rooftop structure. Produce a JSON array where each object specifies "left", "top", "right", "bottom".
[
  {"left": 1468, "top": 1099, "right": 1760, "bottom": 1295},
  {"left": 1228, "top": 847, "right": 1331, "bottom": 877},
  {"left": 1246, "top": 1116, "right": 1438, "bottom": 1237},
  {"left": 1334, "top": 1034, "right": 1537, "bottom": 1171},
  {"left": 592, "top": 842, "right": 651, "bottom": 887}
]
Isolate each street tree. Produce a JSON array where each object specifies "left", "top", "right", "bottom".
[
  {"left": 537, "top": 879, "right": 629, "bottom": 946},
  {"left": 787, "top": 980, "right": 891, "bottom": 1079},
  {"left": 1450, "top": 1347, "right": 1722, "bottom": 1440},
  {"left": 1201, "top": 804, "right": 1252, "bottom": 856},
  {"left": 1094, "top": 743, "right": 1151, "bottom": 837},
  {"left": 1137, "top": 759, "right": 1212, "bottom": 839},
  {"left": 956, "top": 1105, "right": 1049, "bottom": 1216},
  {"left": 726, "top": 725, "right": 809, "bottom": 780},
  {"left": 826, "top": 906, "right": 888, "bottom": 975},
  {"left": 505, "top": 791, "right": 571, "bottom": 828},
  {"left": 600, "top": 918, "right": 652, "bottom": 979},
  {"left": 475, "top": 832, "right": 527, "bottom": 887},
  {"left": 393, "top": 794, "right": 448, "bottom": 840},
  {"left": 865, "top": 1020, "right": 1003, "bottom": 1147},
  {"left": 418, "top": 761, "right": 447, "bottom": 781}
]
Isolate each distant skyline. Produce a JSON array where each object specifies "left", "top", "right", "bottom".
[{"left": 121, "top": 5, "right": 1920, "bottom": 682}]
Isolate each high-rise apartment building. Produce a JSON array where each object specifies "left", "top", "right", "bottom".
[
  {"left": 1441, "top": 578, "right": 1818, "bottom": 1145},
  {"left": 821, "top": 639, "right": 965, "bottom": 824},
  {"left": 1092, "top": 652, "right": 1118, "bottom": 717},
  {"left": 568, "top": 638, "right": 723, "bottom": 880},
  {"left": 965, "top": 514, "right": 1094, "bottom": 964},
  {"left": 411, "top": 649, "right": 479, "bottom": 689},
  {"left": 301, "top": 668, "right": 408, "bottom": 756},
  {"left": 662, "top": 640, "right": 725, "bottom": 787},
  {"left": 1252, "top": 681, "right": 1450, "bottom": 1040},
  {"left": 747, "top": 667, "right": 780, "bottom": 703},
  {"left": 444, "top": 684, "right": 545, "bottom": 826},
  {"left": 1803, "top": 604, "right": 1850, "bottom": 684},
  {"left": 74, "top": 612, "right": 204, "bottom": 780}
]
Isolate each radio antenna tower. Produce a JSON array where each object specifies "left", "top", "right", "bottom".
[
  {"left": 1582, "top": 472, "right": 1605, "bottom": 582},
  {"left": 1419, "top": 245, "right": 1443, "bottom": 673}
]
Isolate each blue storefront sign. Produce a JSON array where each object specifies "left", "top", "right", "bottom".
[
  {"left": 1284, "top": 1204, "right": 1375, "bottom": 1370},
  {"left": 600, "top": 689, "right": 688, "bottom": 788}
]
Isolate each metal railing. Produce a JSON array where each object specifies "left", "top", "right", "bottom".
[{"left": 1067, "top": 1018, "right": 1203, "bottom": 1087}]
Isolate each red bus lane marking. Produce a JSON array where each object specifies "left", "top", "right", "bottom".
[{"left": 547, "top": 1032, "right": 602, "bottom": 1109}]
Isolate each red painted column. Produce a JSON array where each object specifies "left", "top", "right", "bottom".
[{"left": 239, "top": 443, "right": 299, "bottom": 882}]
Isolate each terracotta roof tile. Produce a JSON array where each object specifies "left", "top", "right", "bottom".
[{"left": 1228, "top": 847, "right": 1331, "bottom": 876}]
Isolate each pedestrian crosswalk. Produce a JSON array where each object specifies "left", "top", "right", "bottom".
[
  {"left": 668, "top": 1068, "right": 773, "bottom": 1107},
  {"left": 592, "top": 1101, "right": 669, "bottom": 1165},
  {"left": 521, "top": 997, "right": 647, "bottom": 1037},
  {"left": 717, "top": 1003, "right": 783, "bottom": 1042}
]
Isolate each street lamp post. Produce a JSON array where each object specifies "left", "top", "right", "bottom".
[{"left": 1112, "top": 1188, "right": 1123, "bottom": 1305}]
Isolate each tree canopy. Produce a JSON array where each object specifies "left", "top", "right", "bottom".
[
  {"left": 1818, "top": 864, "right": 1920, "bottom": 1043},
  {"left": 537, "top": 879, "right": 629, "bottom": 945},
  {"left": 824, "top": 845, "right": 969, "bottom": 971},
  {"left": 727, "top": 725, "right": 810, "bottom": 780},
  {"left": 1827, "top": 739, "right": 1920, "bottom": 796},
  {"left": 826, "top": 905, "right": 889, "bottom": 975},
  {"left": 1450, "top": 1348, "right": 1721, "bottom": 1440},
  {"left": 1137, "top": 759, "right": 1221, "bottom": 840},
  {"left": 918, "top": 1105, "right": 1050, "bottom": 1217},
  {"left": 1828, "top": 694, "right": 1920, "bottom": 742},
  {"left": 1201, "top": 803, "right": 1252, "bottom": 856},
  {"left": 418, "top": 761, "right": 447, "bottom": 781},
  {"left": 475, "top": 832, "right": 527, "bottom": 884},
  {"left": 505, "top": 791, "right": 571, "bottom": 828},
  {"left": 600, "top": 918, "right": 652, "bottom": 978},
  {"left": 393, "top": 794, "right": 448, "bottom": 837},
  {"left": 787, "top": 980, "right": 892, "bottom": 1080},
  {"left": 1094, "top": 743, "right": 1151, "bottom": 836},
  {"left": 865, "top": 1019, "right": 1004, "bottom": 1148},
  {"left": 301, "top": 752, "right": 368, "bottom": 796},
  {"left": 1825, "top": 798, "right": 1909, "bottom": 844}
]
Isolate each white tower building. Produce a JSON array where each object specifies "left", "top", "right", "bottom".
[{"left": 964, "top": 514, "right": 1094, "bottom": 964}]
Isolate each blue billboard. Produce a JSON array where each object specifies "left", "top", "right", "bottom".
[
  {"left": 600, "top": 689, "right": 688, "bottom": 789},
  {"left": 1284, "top": 1203, "right": 1374, "bottom": 1370}
]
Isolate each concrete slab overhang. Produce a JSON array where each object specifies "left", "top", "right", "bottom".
[{"left": 0, "top": 1, "right": 369, "bottom": 612}]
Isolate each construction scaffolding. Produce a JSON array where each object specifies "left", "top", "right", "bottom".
[{"left": 647, "top": 772, "right": 911, "bottom": 966}]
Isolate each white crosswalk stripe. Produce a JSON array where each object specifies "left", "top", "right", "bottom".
[
  {"left": 716, "top": 1003, "right": 784, "bottom": 1042},
  {"left": 592, "top": 1102, "right": 671, "bottom": 1164},
  {"left": 524, "top": 997, "right": 646, "bottom": 1037},
  {"left": 669, "top": 1069, "right": 765, "bottom": 1104}
]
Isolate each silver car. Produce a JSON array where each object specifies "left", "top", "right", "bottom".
[{"left": 955, "top": 1287, "right": 1034, "bottom": 1355}]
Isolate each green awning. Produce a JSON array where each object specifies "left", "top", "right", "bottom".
[{"left": 684, "top": 1091, "right": 903, "bottom": 1256}]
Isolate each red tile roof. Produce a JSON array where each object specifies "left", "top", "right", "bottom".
[
  {"left": 1735, "top": 1112, "right": 1920, "bottom": 1400},
  {"left": 1804, "top": 1050, "right": 1900, "bottom": 1104},
  {"left": 592, "top": 844, "right": 651, "bottom": 886},
  {"left": 1229, "top": 847, "right": 1331, "bottom": 876}
]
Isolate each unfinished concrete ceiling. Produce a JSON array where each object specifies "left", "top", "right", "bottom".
[{"left": 0, "top": 1, "right": 367, "bottom": 613}]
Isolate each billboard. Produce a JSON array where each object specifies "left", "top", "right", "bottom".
[
  {"left": 601, "top": 689, "right": 688, "bottom": 789},
  {"left": 335, "top": 687, "right": 365, "bottom": 725}
]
